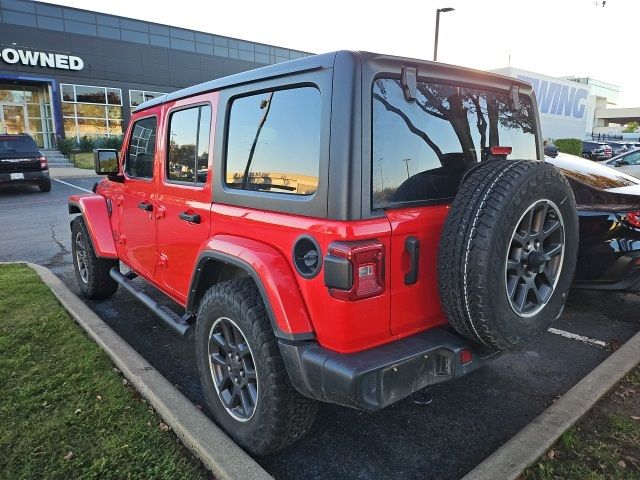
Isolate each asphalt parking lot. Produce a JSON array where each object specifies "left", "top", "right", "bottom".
[{"left": 1, "top": 177, "right": 639, "bottom": 480}]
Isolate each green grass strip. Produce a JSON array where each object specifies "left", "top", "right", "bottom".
[{"left": 0, "top": 264, "right": 209, "bottom": 480}]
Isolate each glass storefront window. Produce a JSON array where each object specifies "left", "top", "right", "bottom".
[
  {"left": 75, "top": 85, "right": 107, "bottom": 104},
  {"left": 107, "top": 88, "right": 122, "bottom": 105},
  {"left": 0, "top": 88, "right": 25, "bottom": 103},
  {"left": 129, "top": 89, "right": 166, "bottom": 107},
  {"left": 62, "top": 103, "right": 75, "bottom": 116},
  {"left": 0, "top": 83, "right": 55, "bottom": 149},
  {"left": 107, "top": 106, "right": 122, "bottom": 119},
  {"left": 61, "top": 84, "right": 75, "bottom": 102},
  {"left": 27, "top": 104, "right": 41, "bottom": 118},
  {"left": 61, "top": 83, "right": 123, "bottom": 141},
  {"left": 77, "top": 118, "right": 108, "bottom": 134},
  {"left": 108, "top": 120, "right": 123, "bottom": 134},
  {"left": 76, "top": 104, "right": 107, "bottom": 118}
]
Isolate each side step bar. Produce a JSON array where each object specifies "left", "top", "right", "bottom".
[{"left": 109, "top": 267, "right": 193, "bottom": 336}]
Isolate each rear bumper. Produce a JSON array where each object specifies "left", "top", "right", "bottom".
[
  {"left": 279, "top": 326, "right": 499, "bottom": 411},
  {"left": 0, "top": 170, "right": 49, "bottom": 185}
]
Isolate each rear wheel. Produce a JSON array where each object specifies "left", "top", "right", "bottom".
[
  {"left": 438, "top": 160, "right": 578, "bottom": 350},
  {"left": 39, "top": 179, "right": 51, "bottom": 192},
  {"left": 71, "top": 216, "right": 118, "bottom": 299},
  {"left": 195, "top": 278, "right": 318, "bottom": 455}
]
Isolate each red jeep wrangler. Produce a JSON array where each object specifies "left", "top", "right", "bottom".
[{"left": 69, "top": 51, "right": 578, "bottom": 455}]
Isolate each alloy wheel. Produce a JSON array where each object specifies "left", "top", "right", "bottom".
[
  {"left": 75, "top": 231, "right": 89, "bottom": 284},
  {"left": 208, "top": 317, "right": 258, "bottom": 422},
  {"left": 505, "top": 199, "right": 565, "bottom": 317}
]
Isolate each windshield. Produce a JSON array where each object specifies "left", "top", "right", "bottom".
[
  {"left": 0, "top": 136, "right": 39, "bottom": 157},
  {"left": 372, "top": 78, "right": 538, "bottom": 207}
]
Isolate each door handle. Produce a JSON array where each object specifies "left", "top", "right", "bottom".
[
  {"left": 404, "top": 236, "right": 420, "bottom": 285},
  {"left": 138, "top": 202, "right": 153, "bottom": 212},
  {"left": 179, "top": 212, "right": 201, "bottom": 224}
]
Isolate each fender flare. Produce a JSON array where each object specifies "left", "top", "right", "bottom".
[
  {"left": 187, "top": 236, "right": 316, "bottom": 341},
  {"left": 68, "top": 194, "right": 118, "bottom": 258}
]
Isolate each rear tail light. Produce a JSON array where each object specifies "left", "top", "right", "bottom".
[
  {"left": 326, "top": 240, "right": 385, "bottom": 301},
  {"left": 39, "top": 155, "right": 47, "bottom": 169},
  {"left": 490, "top": 146, "right": 512, "bottom": 156},
  {"left": 460, "top": 349, "right": 473, "bottom": 365},
  {"left": 626, "top": 211, "right": 640, "bottom": 228}
]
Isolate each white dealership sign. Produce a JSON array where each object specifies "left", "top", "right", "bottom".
[{"left": 0, "top": 47, "right": 84, "bottom": 71}]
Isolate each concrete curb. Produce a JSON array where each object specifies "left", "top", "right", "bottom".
[
  {"left": 10, "top": 262, "right": 273, "bottom": 480},
  {"left": 463, "top": 328, "right": 640, "bottom": 480}
]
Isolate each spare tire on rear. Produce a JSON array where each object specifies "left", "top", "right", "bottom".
[{"left": 438, "top": 159, "right": 578, "bottom": 350}]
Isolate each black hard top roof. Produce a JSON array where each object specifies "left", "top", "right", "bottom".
[{"left": 134, "top": 50, "right": 531, "bottom": 112}]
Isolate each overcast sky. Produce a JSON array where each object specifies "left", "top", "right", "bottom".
[{"left": 48, "top": 0, "right": 638, "bottom": 107}]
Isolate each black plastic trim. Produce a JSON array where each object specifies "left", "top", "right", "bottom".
[
  {"left": 404, "top": 236, "right": 420, "bottom": 285},
  {"left": 324, "top": 254, "right": 353, "bottom": 290},
  {"left": 187, "top": 251, "right": 316, "bottom": 341},
  {"left": 279, "top": 326, "right": 499, "bottom": 410},
  {"left": 110, "top": 267, "right": 192, "bottom": 336}
]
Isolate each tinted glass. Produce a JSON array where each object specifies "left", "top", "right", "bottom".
[
  {"left": 624, "top": 151, "right": 640, "bottom": 165},
  {"left": 61, "top": 84, "right": 75, "bottom": 102},
  {"left": 372, "top": 78, "right": 537, "bottom": 207},
  {"left": 226, "top": 87, "right": 321, "bottom": 195},
  {"left": 75, "top": 85, "right": 106, "bottom": 104},
  {"left": 106, "top": 88, "right": 122, "bottom": 105},
  {"left": 197, "top": 108, "right": 211, "bottom": 183},
  {"left": 0, "top": 136, "right": 39, "bottom": 155},
  {"left": 126, "top": 117, "right": 157, "bottom": 178},
  {"left": 167, "top": 105, "right": 211, "bottom": 184}
]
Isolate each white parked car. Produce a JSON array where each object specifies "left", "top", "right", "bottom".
[{"left": 602, "top": 148, "right": 640, "bottom": 179}]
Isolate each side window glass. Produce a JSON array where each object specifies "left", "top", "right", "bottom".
[
  {"left": 225, "top": 87, "right": 321, "bottom": 196},
  {"left": 125, "top": 117, "right": 157, "bottom": 179},
  {"left": 167, "top": 104, "right": 212, "bottom": 185},
  {"left": 626, "top": 152, "right": 640, "bottom": 165}
]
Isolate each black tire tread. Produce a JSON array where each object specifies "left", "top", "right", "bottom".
[
  {"left": 438, "top": 160, "right": 577, "bottom": 350},
  {"left": 195, "top": 278, "right": 317, "bottom": 455},
  {"left": 71, "top": 216, "right": 118, "bottom": 299}
]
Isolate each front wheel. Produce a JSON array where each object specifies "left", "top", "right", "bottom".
[
  {"left": 71, "top": 216, "right": 118, "bottom": 299},
  {"left": 195, "top": 278, "right": 318, "bottom": 455}
]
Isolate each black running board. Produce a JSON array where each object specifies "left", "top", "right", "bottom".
[{"left": 109, "top": 267, "right": 193, "bottom": 336}]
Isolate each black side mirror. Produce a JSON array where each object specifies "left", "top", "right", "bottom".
[{"left": 94, "top": 148, "right": 119, "bottom": 175}]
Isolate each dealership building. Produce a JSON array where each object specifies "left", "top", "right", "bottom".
[
  {"left": 0, "top": 0, "right": 310, "bottom": 149},
  {"left": 492, "top": 67, "right": 640, "bottom": 141}
]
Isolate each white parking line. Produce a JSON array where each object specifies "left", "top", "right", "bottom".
[
  {"left": 547, "top": 327, "right": 608, "bottom": 348},
  {"left": 53, "top": 178, "right": 93, "bottom": 193}
]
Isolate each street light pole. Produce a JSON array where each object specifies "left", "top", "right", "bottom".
[{"left": 433, "top": 7, "right": 455, "bottom": 62}]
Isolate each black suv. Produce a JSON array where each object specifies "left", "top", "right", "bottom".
[{"left": 0, "top": 134, "right": 51, "bottom": 192}]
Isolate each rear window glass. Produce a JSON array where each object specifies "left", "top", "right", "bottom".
[
  {"left": 372, "top": 78, "right": 537, "bottom": 207},
  {"left": 0, "top": 136, "right": 39, "bottom": 155}
]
